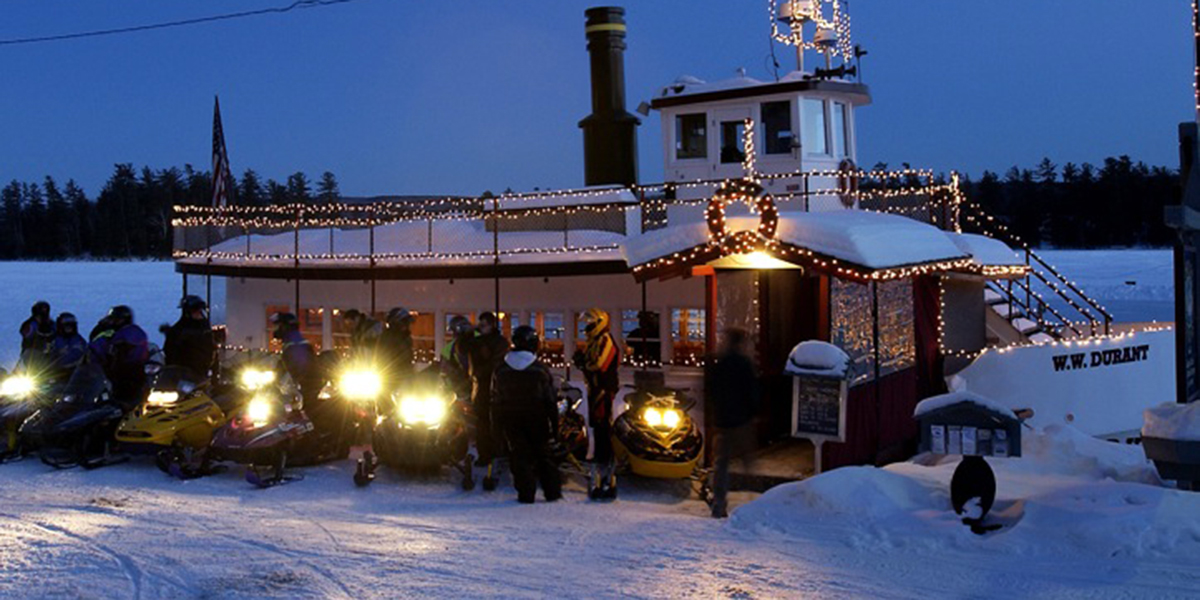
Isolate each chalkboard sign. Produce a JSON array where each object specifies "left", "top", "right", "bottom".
[{"left": 792, "top": 375, "right": 847, "bottom": 441}]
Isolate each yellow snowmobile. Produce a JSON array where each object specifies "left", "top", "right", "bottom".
[
  {"left": 612, "top": 384, "right": 704, "bottom": 480},
  {"left": 116, "top": 365, "right": 243, "bottom": 478}
]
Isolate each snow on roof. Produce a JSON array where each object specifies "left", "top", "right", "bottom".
[
  {"left": 785, "top": 341, "right": 850, "bottom": 378},
  {"left": 947, "top": 232, "right": 1023, "bottom": 267},
  {"left": 659, "top": 73, "right": 766, "bottom": 98},
  {"left": 913, "top": 391, "right": 1017, "bottom": 420},
  {"left": 1143, "top": 402, "right": 1200, "bottom": 442},
  {"left": 775, "top": 211, "right": 967, "bottom": 269}
]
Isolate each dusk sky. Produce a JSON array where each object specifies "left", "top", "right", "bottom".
[{"left": 0, "top": 1, "right": 1193, "bottom": 197}]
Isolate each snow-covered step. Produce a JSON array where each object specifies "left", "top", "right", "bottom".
[
  {"left": 1028, "top": 332, "right": 1056, "bottom": 344},
  {"left": 992, "top": 303, "right": 1022, "bottom": 319},
  {"left": 1011, "top": 317, "right": 1040, "bottom": 335},
  {"left": 984, "top": 288, "right": 1004, "bottom": 305}
]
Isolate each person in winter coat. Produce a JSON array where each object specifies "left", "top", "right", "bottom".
[
  {"left": 18, "top": 301, "right": 55, "bottom": 369},
  {"left": 270, "top": 313, "right": 322, "bottom": 404},
  {"left": 87, "top": 306, "right": 150, "bottom": 411},
  {"left": 341, "top": 309, "right": 383, "bottom": 360},
  {"left": 162, "top": 295, "right": 216, "bottom": 378},
  {"left": 492, "top": 326, "right": 562, "bottom": 504},
  {"left": 572, "top": 307, "right": 621, "bottom": 498},
  {"left": 47, "top": 313, "right": 87, "bottom": 383},
  {"left": 468, "top": 312, "right": 510, "bottom": 466},
  {"left": 704, "top": 328, "right": 760, "bottom": 519},
  {"left": 378, "top": 307, "right": 416, "bottom": 385},
  {"left": 440, "top": 315, "right": 473, "bottom": 402}
]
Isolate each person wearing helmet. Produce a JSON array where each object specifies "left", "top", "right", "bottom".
[
  {"left": 270, "top": 312, "right": 322, "bottom": 402},
  {"left": 572, "top": 307, "right": 621, "bottom": 499},
  {"left": 341, "top": 309, "right": 383, "bottom": 360},
  {"left": 161, "top": 295, "right": 216, "bottom": 378},
  {"left": 468, "top": 312, "right": 510, "bottom": 469},
  {"left": 491, "top": 326, "right": 561, "bottom": 503},
  {"left": 18, "top": 301, "right": 55, "bottom": 366},
  {"left": 379, "top": 307, "right": 415, "bottom": 384},
  {"left": 47, "top": 313, "right": 87, "bottom": 383},
  {"left": 87, "top": 305, "right": 150, "bottom": 410},
  {"left": 440, "top": 315, "right": 473, "bottom": 401}
]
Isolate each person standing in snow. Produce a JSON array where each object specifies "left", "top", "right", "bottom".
[
  {"left": 492, "top": 326, "right": 562, "bottom": 503},
  {"left": 378, "top": 307, "right": 416, "bottom": 385},
  {"left": 704, "top": 328, "right": 759, "bottom": 519},
  {"left": 161, "top": 295, "right": 216, "bottom": 378},
  {"left": 468, "top": 312, "right": 509, "bottom": 470},
  {"left": 441, "top": 315, "right": 474, "bottom": 402},
  {"left": 573, "top": 307, "right": 621, "bottom": 499},
  {"left": 18, "top": 301, "right": 55, "bottom": 369},
  {"left": 87, "top": 306, "right": 150, "bottom": 411},
  {"left": 341, "top": 309, "right": 383, "bottom": 361}
]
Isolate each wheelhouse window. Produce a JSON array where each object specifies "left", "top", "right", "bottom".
[
  {"left": 671, "top": 308, "right": 706, "bottom": 367},
  {"left": 532, "top": 311, "right": 565, "bottom": 367},
  {"left": 832, "top": 101, "right": 850, "bottom": 158},
  {"left": 675, "top": 113, "right": 707, "bottom": 160},
  {"left": 719, "top": 120, "right": 747, "bottom": 164},
  {"left": 762, "top": 100, "right": 793, "bottom": 155},
  {"left": 802, "top": 98, "right": 829, "bottom": 156}
]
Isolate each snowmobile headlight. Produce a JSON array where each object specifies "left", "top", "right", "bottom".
[
  {"left": 662, "top": 408, "right": 682, "bottom": 430},
  {"left": 146, "top": 391, "right": 180, "bottom": 407},
  {"left": 398, "top": 395, "right": 447, "bottom": 427},
  {"left": 643, "top": 407, "right": 663, "bottom": 427},
  {"left": 247, "top": 396, "right": 273, "bottom": 427},
  {"left": 239, "top": 368, "right": 276, "bottom": 391},
  {"left": 339, "top": 370, "right": 383, "bottom": 402},
  {"left": 643, "top": 407, "right": 682, "bottom": 431},
  {"left": 0, "top": 375, "right": 35, "bottom": 399}
]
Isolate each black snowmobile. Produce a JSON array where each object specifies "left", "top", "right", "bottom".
[
  {"left": 0, "top": 357, "right": 70, "bottom": 463},
  {"left": 354, "top": 366, "right": 475, "bottom": 489},
  {"left": 20, "top": 362, "right": 130, "bottom": 469},
  {"left": 555, "top": 381, "right": 589, "bottom": 468}
]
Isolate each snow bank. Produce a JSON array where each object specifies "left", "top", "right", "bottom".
[
  {"left": 785, "top": 341, "right": 850, "bottom": 378},
  {"left": 913, "top": 391, "right": 1015, "bottom": 419},
  {"left": 1143, "top": 401, "right": 1200, "bottom": 441},
  {"left": 734, "top": 425, "right": 1190, "bottom": 561}
]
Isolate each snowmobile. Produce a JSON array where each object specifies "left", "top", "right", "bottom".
[
  {"left": 19, "top": 362, "right": 130, "bottom": 469},
  {"left": 114, "top": 365, "right": 242, "bottom": 478},
  {"left": 208, "top": 372, "right": 320, "bottom": 487},
  {"left": 612, "top": 380, "right": 704, "bottom": 482},
  {"left": 555, "top": 382, "right": 589, "bottom": 466},
  {"left": 354, "top": 367, "right": 475, "bottom": 490},
  {"left": 321, "top": 353, "right": 386, "bottom": 450},
  {"left": 0, "top": 368, "right": 64, "bottom": 462}
]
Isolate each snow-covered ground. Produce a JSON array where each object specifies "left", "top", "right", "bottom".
[
  {"left": 1037, "top": 249, "right": 1172, "bottom": 324},
  {"left": 0, "top": 252, "right": 1190, "bottom": 599}
]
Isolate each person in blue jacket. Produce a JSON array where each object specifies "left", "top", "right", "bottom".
[
  {"left": 48, "top": 313, "right": 87, "bottom": 383},
  {"left": 88, "top": 306, "right": 150, "bottom": 410}
]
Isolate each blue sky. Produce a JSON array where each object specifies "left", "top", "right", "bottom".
[{"left": 0, "top": 1, "right": 1193, "bottom": 197}]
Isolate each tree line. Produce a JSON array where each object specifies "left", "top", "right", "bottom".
[
  {"left": 0, "top": 166, "right": 341, "bottom": 259},
  {"left": 0, "top": 155, "right": 1182, "bottom": 259}
]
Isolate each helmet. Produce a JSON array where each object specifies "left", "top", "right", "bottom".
[
  {"left": 180, "top": 295, "right": 207, "bottom": 312},
  {"left": 31, "top": 301, "right": 50, "bottom": 318},
  {"left": 448, "top": 315, "right": 472, "bottom": 337},
  {"left": 108, "top": 305, "right": 134, "bottom": 327},
  {"left": 582, "top": 308, "right": 609, "bottom": 338},
  {"left": 56, "top": 313, "right": 78, "bottom": 335},
  {"left": 386, "top": 307, "right": 413, "bottom": 326},
  {"left": 270, "top": 312, "right": 299, "bottom": 340},
  {"left": 512, "top": 325, "right": 539, "bottom": 353},
  {"left": 342, "top": 309, "right": 362, "bottom": 322}
]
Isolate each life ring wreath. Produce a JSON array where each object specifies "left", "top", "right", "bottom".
[
  {"left": 837, "top": 158, "right": 859, "bottom": 208},
  {"left": 705, "top": 178, "right": 780, "bottom": 253}
]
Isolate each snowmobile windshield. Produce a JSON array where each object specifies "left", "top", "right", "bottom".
[
  {"left": 62, "top": 363, "right": 108, "bottom": 404},
  {"left": 150, "top": 366, "right": 201, "bottom": 394}
]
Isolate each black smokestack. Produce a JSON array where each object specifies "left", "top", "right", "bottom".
[{"left": 580, "top": 6, "right": 639, "bottom": 187}]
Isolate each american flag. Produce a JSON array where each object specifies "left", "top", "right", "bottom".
[{"left": 212, "top": 96, "right": 232, "bottom": 207}]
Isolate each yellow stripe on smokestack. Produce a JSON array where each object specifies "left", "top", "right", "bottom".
[{"left": 585, "top": 23, "right": 626, "bottom": 34}]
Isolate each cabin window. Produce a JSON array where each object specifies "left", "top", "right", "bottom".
[
  {"left": 675, "top": 113, "right": 707, "bottom": 160},
  {"left": 719, "top": 120, "right": 748, "bottom": 164},
  {"left": 802, "top": 98, "right": 829, "bottom": 156},
  {"left": 301, "top": 308, "right": 325, "bottom": 351},
  {"left": 532, "top": 311, "right": 566, "bottom": 367},
  {"left": 623, "top": 309, "right": 662, "bottom": 366},
  {"left": 498, "top": 311, "right": 519, "bottom": 339},
  {"left": 762, "top": 100, "right": 793, "bottom": 155},
  {"left": 410, "top": 311, "right": 436, "bottom": 364},
  {"left": 671, "top": 308, "right": 706, "bottom": 367},
  {"left": 832, "top": 101, "right": 850, "bottom": 158}
]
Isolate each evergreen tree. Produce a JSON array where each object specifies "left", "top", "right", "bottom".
[
  {"left": 239, "top": 169, "right": 265, "bottom": 206},
  {"left": 22, "top": 183, "right": 48, "bottom": 258},
  {"left": 267, "top": 179, "right": 289, "bottom": 205},
  {"left": 317, "top": 171, "right": 340, "bottom": 205},
  {"left": 287, "top": 172, "right": 312, "bottom": 204},
  {"left": 0, "top": 181, "right": 24, "bottom": 259},
  {"left": 44, "top": 176, "right": 76, "bottom": 258},
  {"left": 65, "top": 180, "right": 93, "bottom": 256}
]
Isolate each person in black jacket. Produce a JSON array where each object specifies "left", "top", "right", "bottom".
[
  {"left": 379, "top": 307, "right": 416, "bottom": 385},
  {"left": 162, "top": 296, "right": 216, "bottom": 378},
  {"left": 18, "top": 301, "right": 55, "bottom": 368},
  {"left": 704, "top": 328, "right": 760, "bottom": 519},
  {"left": 491, "top": 326, "right": 561, "bottom": 504},
  {"left": 468, "top": 312, "right": 510, "bottom": 467}
]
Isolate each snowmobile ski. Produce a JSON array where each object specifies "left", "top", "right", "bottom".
[{"left": 245, "top": 466, "right": 304, "bottom": 489}]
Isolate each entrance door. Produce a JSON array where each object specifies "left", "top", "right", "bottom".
[{"left": 712, "top": 107, "right": 754, "bottom": 181}]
